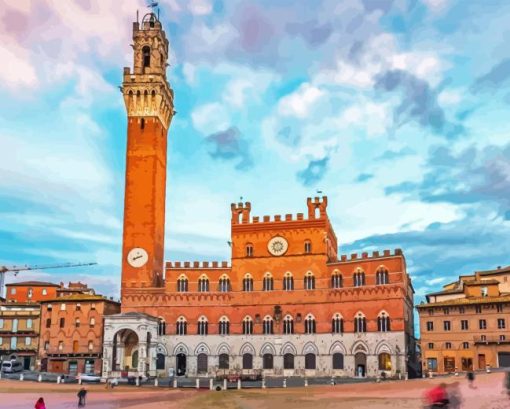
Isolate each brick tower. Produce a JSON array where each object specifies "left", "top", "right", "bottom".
[{"left": 120, "top": 12, "right": 174, "bottom": 294}]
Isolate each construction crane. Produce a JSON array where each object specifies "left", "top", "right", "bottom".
[{"left": 0, "top": 262, "right": 97, "bottom": 298}]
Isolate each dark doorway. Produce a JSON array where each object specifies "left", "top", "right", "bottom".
[
  {"left": 499, "top": 352, "right": 510, "bottom": 368},
  {"left": 23, "top": 357, "right": 31, "bottom": 370},
  {"left": 176, "top": 354, "right": 186, "bottom": 376},
  {"left": 478, "top": 354, "right": 486, "bottom": 370},
  {"left": 197, "top": 353, "right": 208, "bottom": 374},
  {"left": 355, "top": 352, "right": 366, "bottom": 377},
  {"left": 40, "top": 358, "right": 48, "bottom": 372}
]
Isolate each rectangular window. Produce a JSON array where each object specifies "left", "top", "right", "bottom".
[
  {"left": 44, "top": 341, "right": 49, "bottom": 350},
  {"left": 42, "top": 288, "right": 47, "bottom": 295},
  {"left": 444, "top": 321, "right": 451, "bottom": 331},
  {"left": 498, "top": 318, "right": 506, "bottom": 329},
  {"left": 28, "top": 288, "right": 33, "bottom": 298},
  {"left": 47, "top": 304, "right": 52, "bottom": 311},
  {"left": 90, "top": 318, "right": 95, "bottom": 327},
  {"left": 500, "top": 335, "right": 506, "bottom": 341},
  {"left": 60, "top": 304, "right": 66, "bottom": 311},
  {"left": 461, "top": 320, "right": 469, "bottom": 330},
  {"left": 25, "top": 337, "right": 31, "bottom": 346},
  {"left": 443, "top": 308, "right": 449, "bottom": 315},
  {"left": 76, "top": 304, "right": 81, "bottom": 311},
  {"left": 463, "top": 342, "right": 469, "bottom": 349},
  {"left": 58, "top": 341, "right": 64, "bottom": 351},
  {"left": 0, "top": 337, "right": 3, "bottom": 345},
  {"left": 10, "top": 337, "right": 17, "bottom": 349},
  {"left": 445, "top": 342, "right": 452, "bottom": 349},
  {"left": 481, "top": 287, "right": 488, "bottom": 297},
  {"left": 12, "top": 319, "right": 18, "bottom": 332},
  {"left": 428, "top": 343, "right": 434, "bottom": 349},
  {"left": 497, "top": 304, "right": 504, "bottom": 312},
  {"left": 476, "top": 305, "right": 482, "bottom": 313},
  {"left": 428, "top": 308, "right": 434, "bottom": 316},
  {"left": 59, "top": 318, "right": 65, "bottom": 328},
  {"left": 26, "top": 319, "right": 33, "bottom": 329},
  {"left": 46, "top": 318, "right": 51, "bottom": 328},
  {"left": 427, "top": 358, "right": 437, "bottom": 371},
  {"left": 426, "top": 321, "right": 434, "bottom": 331},
  {"left": 479, "top": 319, "right": 487, "bottom": 330},
  {"left": 459, "top": 307, "right": 465, "bottom": 314},
  {"left": 0, "top": 319, "right": 3, "bottom": 329},
  {"left": 10, "top": 288, "right": 16, "bottom": 295}
]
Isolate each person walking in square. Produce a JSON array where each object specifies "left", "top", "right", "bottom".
[
  {"left": 466, "top": 370, "right": 475, "bottom": 388},
  {"left": 77, "top": 387, "right": 87, "bottom": 407},
  {"left": 35, "top": 397, "right": 46, "bottom": 409}
]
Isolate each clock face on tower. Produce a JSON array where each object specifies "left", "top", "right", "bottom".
[
  {"left": 267, "top": 236, "right": 288, "bottom": 256},
  {"left": 127, "top": 247, "right": 148, "bottom": 268}
]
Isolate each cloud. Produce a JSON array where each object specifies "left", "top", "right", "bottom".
[
  {"left": 191, "top": 102, "right": 230, "bottom": 134},
  {"left": 385, "top": 143, "right": 510, "bottom": 217},
  {"left": 205, "top": 127, "right": 253, "bottom": 170},
  {"left": 374, "top": 69, "right": 465, "bottom": 137},
  {"left": 278, "top": 83, "right": 324, "bottom": 118},
  {"left": 376, "top": 147, "right": 415, "bottom": 160},
  {"left": 356, "top": 173, "right": 374, "bottom": 183},
  {"left": 285, "top": 20, "right": 333, "bottom": 47},
  {"left": 471, "top": 58, "right": 510, "bottom": 94},
  {"left": 297, "top": 156, "right": 329, "bottom": 186},
  {"left": 276, "top": 126, "right": 301, "bottom": 147}
]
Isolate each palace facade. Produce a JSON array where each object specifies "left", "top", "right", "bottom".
[{"left": 102, "top": 12, "right": 417, "bottom": 379}]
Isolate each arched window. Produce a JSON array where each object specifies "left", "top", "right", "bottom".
[
  {"left": 176, "top": 316, "right": 187, "bottom": 335},
  {"left": 246, "top": 243, "right": 253, "bottom": 257},
  {"left": 177, "top": 275, "right": 188, "bottom": 292},
  {"left": 304, "top": 271, "right": 315, "bottom": 290},
  {"left": 197, "top": 316, "right": 208, "bottom": 336},
  {"left": 197, "top": 353, "right": 208, "bottom": 374},
  {"left": 283, "top": 315, "right": 294, "bottom": 334},
  {"left": 283, "top": 272, "right": 294, "bottom": 291},
  {"left": 283, "top": 353, "right": 294, "bottom": 369},
  {"left": 243, "top": 273, "right": 253, "bottom": 292},
  {"left": 332, "top": 314, "right": 344, "bottom": 334},
  {"left": 198, "top": 275, "right": 209, "bottom": 292},
  {"left": 263, "top": 272, "right": 274, "bottom": 291},
  {"left": 332, "top": 353, "right": 344, "bottom": 369},
  {"left": 142, "top": 46, "right": 151, "bottom": 68},
  {"left": 378, "top": 353, "right": 392, "bottom": 370},
  {"left": 156, "top": 353, "right": 165, "bottom": 370},
  {"left": 378, "top": 312, "right": 391, "bottom": 332},
  {"left": 242, "top": 316, "right": 253, "bottom": 335},
  {"left": 218, "top": 316, "right": 230, "bottom": 335},
  {"left": 376, "top": 267, "right": 389, "bottom": 285},
  {"left": 158, "top": 319, "right": 166, "bottom": 336},
  {"left": 263, "top": 353, "right": 273, "bottom": 369},
  {"left": 304, "top": 240, "right": 312, "bottom": 254},
  {"left": 305, "top": 353, "right": 316, "bottom": 370},
  {"left": 353, "top": 269, "right": 366, "bottom": 287},
  {"left": 242, "top": 353, "right": 253, "bottom": 369},
  {"left": 354, "top": 313, "right": 367, "bottom": 333},
  {"left": 219, "top": 353, "right": 229, "bottom": 369},
  {"left": 218, "top": 274, "right": 230, "bottom": 292},
  {"left": 304, "top": 314, "right": 316, "bottom": 334},
  {"left": 263, "top": 315, "right": 273, "bottom": 335},
  {"left": 331, "top": 271, "right": 343, "bottom": 288}
]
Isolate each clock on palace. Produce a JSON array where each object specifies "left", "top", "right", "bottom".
[{"left": 267, "top": 236, "right": 288, "bottom": 256}]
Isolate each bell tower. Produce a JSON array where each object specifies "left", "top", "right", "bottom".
[{"left": 121, "top": 12, "right": 174, "bottom": 294}]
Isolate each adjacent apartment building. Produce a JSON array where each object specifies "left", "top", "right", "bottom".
[
  {"left": 38, "top": 294, "right": 120, "bottom": 375},
  {"left": 418, "top": 265, "right": 510, "bottom": 374}
]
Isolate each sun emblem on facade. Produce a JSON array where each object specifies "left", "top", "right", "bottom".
[{"left": 267, "top": 236, "right": 288, "bottom": 256}]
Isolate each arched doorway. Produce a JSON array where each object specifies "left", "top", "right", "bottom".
[
  {"left": 156, "top": 353, "right": 165, "bottom": 370},
  {"left": 112, "top": 329, "right": 139, "bottom": 372},
  {"left": 176, "top": 354, "right": 186, "bottom": 376},
  {"left": 197, "top": 353, "right": 208, "bottom": 374},
  {"left": 355, "top": 353, "right": 367, "bottom": 377}
]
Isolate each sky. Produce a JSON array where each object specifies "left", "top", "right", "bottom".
[{"left": 0, "top": 0, "right": 509, "bottom": 306}]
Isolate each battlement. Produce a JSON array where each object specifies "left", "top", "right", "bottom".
[
  {"left": 166, "top": 261, "right": 231, "bottom": 269},
  {"left": 231, "top": 197, "right": 328, "bottom": 226},
  {"left": 333, "top": 248, "right": 403, "bottom": 263}
]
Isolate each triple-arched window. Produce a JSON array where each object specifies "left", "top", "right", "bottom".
[
  {"left": 283, "top": 272, "right": 294, "bottom": 291},
  {"left": 198, "top": 274, "right": 209, "bottom": 292},
  {"left": 242, "top": 316, "right": 253, "bottom": 335},
  {"left": 304, "top": 271, "right": 315, "bottom": 290},
  {"left": 218, "top": 316, "right": 230, "bottom": 335},
  {"left": 218, "top": 274, "right": 230, "bottom": 292},
  {"left": 263, "top": 315, "right": 274, "bottom": 335},
  {"left": 332, "top": 313, "right": 343, "bottom": 334},
  {"left": 283, "top": 315, "right": 294, "bottom": 334},
  {"left": 197, "top": 316, "right": 208, "bottom": 336},
  {"left": 354, "top": 313, "right": 367, "bottom": 333},
  {"left": 304, "top": 314, "right": 316, "bottom": 334},
  {"left": 243, "top": 273, "right": 254, "bottom": 292},
  {"left": 353, "top": 269, "right": 366, "bottom": 287},
  {"left": 376, "top": 267, "right": 389, "bottom": 285},
  {"left": 263, "top": 272, "right": 274, "bottom": 291},
  {"left": 176, "top": 316, "right": 187, "bottom": 335},
  {"left": 378, "top": 312, "right": 391, "bottom": 332},
  {"left": 177, "top": 275, "right": 188, "bottom": 292},
  {"left": 331, "top": 271, "right": 343, "bottom": 288}
]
